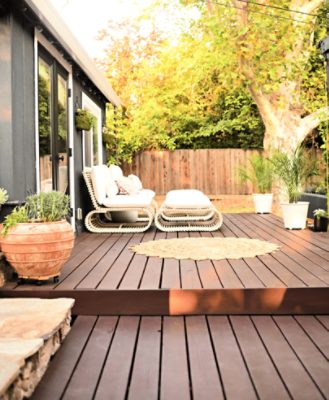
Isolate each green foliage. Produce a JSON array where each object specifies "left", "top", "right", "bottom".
[
  {"left": 272, "top": 147, "right": 318, "bottom": 203},
  {"left": 99, "top": 0, "right": 328, "bottom": 162},
  {"left": 239, "top": 154, "right": 274, "bottom": 193},
  {"left": 1, "top": 191, "right": 71, "bottom": 236},
  {"left": 1, "top": 207, "right": 28, "bottom": 236},
  {"left": 75, "top": 109, "right": 96, "bottom": 131},
  {"left": 0, "top": 188, "right": 8, "bottom": 206}
]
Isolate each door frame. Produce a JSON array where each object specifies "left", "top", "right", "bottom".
[{"left": 34, "top": 30, "right": 75, "bottom": 228}]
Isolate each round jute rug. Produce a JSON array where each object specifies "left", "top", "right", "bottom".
[{"left": 131, "top": 237, "right": 279, "bottom": 261}]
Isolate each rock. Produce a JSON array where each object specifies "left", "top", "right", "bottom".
[{"left": 0, "top": 298, "right": 75, "bottom": 399}]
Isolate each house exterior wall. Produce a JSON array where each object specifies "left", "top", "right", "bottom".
[
  {"left": 0, "top": 6, "right": 110, "bottom": 232},
  {"left": 0, "top": 12, "right": 36, "bottom": 201}
]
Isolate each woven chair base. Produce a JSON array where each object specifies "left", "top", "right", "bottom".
[
  {"left": 83, "top": 170, "right": 156, "bottom": 233},
  {"left": 155, "top": 204, "right": 223, "bottom": 232}
]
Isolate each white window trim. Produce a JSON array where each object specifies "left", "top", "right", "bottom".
[
  {"left": 34, "top": 29, "right": 75, "bottom": 228},
  {"left": 81, "top": 92, "right": 103, "bottom": 169}
]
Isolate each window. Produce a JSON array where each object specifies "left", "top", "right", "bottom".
[{"left": 82, "top": 93, "right": 102, "bottom": 169}]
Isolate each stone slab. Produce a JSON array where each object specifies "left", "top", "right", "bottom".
[{"left": 0, "top": 298, "right": 75, "bottom": 339}]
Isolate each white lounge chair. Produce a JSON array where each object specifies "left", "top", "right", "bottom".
[
  {"left": 83, "top": 165, "right": 157, "bottom": 233},
  {"left": 155, "top": 189, "right": 223, "bottom": 232}
]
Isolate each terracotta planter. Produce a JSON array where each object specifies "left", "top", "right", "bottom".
[{"left": 0, "top": 220, "right": 74, "bottom": 281}]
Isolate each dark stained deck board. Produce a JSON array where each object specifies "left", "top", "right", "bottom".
[
  {"left": 185, "top": 316, "right": 224, "bottom": 399},
  {"left": 119, "top": 229, "right": 156, "bottom": 289},
  {"left": 230, "top": 316, "right": 290, "bottom": 399},
  {"left": 274, "top": 316, "right": 329, "bottom": 398},
  {"left": 208, "top": 316, "right": 257, "bottom": 399},
  {"left": 128, "top": 317, "right": 161, "bottom": 399},
  {"left": 97, "top": 234, "right": 144, "bottom": 289},
  {"left": 3, "top": 214, "right": 329, "bottom": 294},
  {"left": 251, "top": 214, "right": 329, "bottom": 268},
  {"left": 94, "top": 316, "right": 140, "bottom": 400},
  {"left": 32, "top": 315, "right": 329, "bottom": 400},
  {"left": 240, "top": 213, "right": 329, "bottom": 280},
  {"left": 226, "top": 214, "right": 324, "bottom": 287},
  {"left": 230, "top": 213, "right": 329, "bottom": 286},
  {"left": 294, "top": 316, "right": 329, "bottom": 359},
  {"left": 32, "top": 316, "right": 98, "bottom": 400},
  {"left": 160, "top": 317, "right": 190, "bottom": 400},
  {"left": 77, "top": 233, "right": 134, "bottom": 289},
  {"left": 62, "top": 316, "right": 118, "bottom": 400},
  {"left": 252, "top": 316, "right": 323, "bottom": 400},
  {"left": 139, "top": 230, "right": 166, "bottom": 289},
  {"left": 317, "top": 315, "right": 329, "bottom": 330}
]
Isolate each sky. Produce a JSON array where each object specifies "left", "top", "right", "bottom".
[{"left": 50, "top": 0, "right": 156, "bottom": 58}]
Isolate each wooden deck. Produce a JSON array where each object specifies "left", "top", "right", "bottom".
[
  {"left": 1, "top": 213, "right": 329, "bottom": 314},
  {"left": 31, "top": 314, "right": 329, "bottom": 400}
]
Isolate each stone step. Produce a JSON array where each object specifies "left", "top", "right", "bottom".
[{"left": 0, "top": 298, "right": 74, "bottom": 399}]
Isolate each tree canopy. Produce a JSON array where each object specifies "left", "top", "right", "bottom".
[{"left": 98, "top": 0, "right": 328, "bottom": 162}]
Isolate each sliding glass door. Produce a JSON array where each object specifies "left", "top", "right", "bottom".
[{"left": 38, "top": 46, "right": 69, "bottom": 194}]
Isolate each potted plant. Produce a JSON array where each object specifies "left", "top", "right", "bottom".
[
  {"left": 313, "top": 208, "right": 328, "bottom": 232},
  {"left": 75, "top": 108, "right": 95, "bottom": 131},
  {"left": 0, "top": 191, "right": 74, "bottom": 283},
  {"left": 272, "top": 146, "right": 318, "bottom": 229},
  {"left": 239, "top": 153, "right": 274, "bottom": 213}
]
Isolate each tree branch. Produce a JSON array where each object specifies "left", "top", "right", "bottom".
[{"left": 299, "top": 106, "right": 329, "bottom": 140}]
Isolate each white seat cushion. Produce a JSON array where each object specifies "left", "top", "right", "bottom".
[
  {"left": 91, "top": 165, "right": 109, "bottom": 205},
  {"left": 103, "top": 189, "right": 155, "bottom": 208},
  {"left": 164, "top": 189, "right": 211, "bottom": 209},
  {"left": 109, "top": 164, "right": 123, "bottom": 181},
  {"left": 128, "top": 174, "right": 143, "bottom": 191}
]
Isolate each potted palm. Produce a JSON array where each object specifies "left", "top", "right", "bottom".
[
  {"left": 272, "top": 146, "right": 318, "bottom": 229},
  {"left": 313, "top": 208, "right": 328, "bottom": 232},
  {"left": 0, "top": 191, "right": 74, "bottom": 283},
  {"left": 239, "top": 153, "right": 274, "bottom": 213}
]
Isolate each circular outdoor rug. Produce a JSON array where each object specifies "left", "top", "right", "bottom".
[{"left": 131, "top": 237, "right": 279, "bottom": 261}]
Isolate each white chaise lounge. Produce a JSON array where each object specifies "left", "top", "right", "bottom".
[
  {"left": 155, "top": 189, "right": 223, "bottom": 232},
  {"left": 83, "top": 165, "right": 157, "bottom": 233}
]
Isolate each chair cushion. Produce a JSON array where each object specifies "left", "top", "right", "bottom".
[
  {"left": 106, "top": 170, "right": 119, "bottom": 198},
  {"left": 116, "top": 176, "right": 138, "bottom": 195},
  {"left": 164, "top": 189, "right": 212, "bottom": 209},
  {"left": 103, "top": 190, "right": 155, "bottom": 208},
  {"left": 109, "top": 164, "right": 123, "bottom": 181},
  {"left": 128, "top": 174, "right": 143, "bottom": 191},
  {"left": 91, "top": 165, "right": 109, "bottom": 205}
]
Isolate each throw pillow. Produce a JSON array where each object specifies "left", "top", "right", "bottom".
[
  {"left": 128, "top": 174, "right": 143, "bottom": 192},
  {"left": 106, "top": 168, "right": 119, "bottom": 198},
  {"left": 109, "top": 164, "right": 123, "bottom": 181},
  {"left": 116, "top": 176, "right": 138, "bottom": 195}
]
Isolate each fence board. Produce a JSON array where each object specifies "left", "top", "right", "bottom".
[{"left": 122, "top": 149, "right": 262, "bottom": 195}]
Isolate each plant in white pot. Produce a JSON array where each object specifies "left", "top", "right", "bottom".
[
  {"left": 272, "top": 146, "right": 318, "bottom": 229},
  {"left": 239, "top": 153, "right": 274, "bottom": 214}
]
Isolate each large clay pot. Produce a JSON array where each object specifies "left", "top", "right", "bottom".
[{"left": 0, "top": 220, "right": 74, "bottom": 281}]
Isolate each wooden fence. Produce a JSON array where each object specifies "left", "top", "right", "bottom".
[{"left": 122, "top": 149, "right": 262, "bottom": 195}]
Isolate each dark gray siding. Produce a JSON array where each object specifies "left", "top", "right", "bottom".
[{"left": 0, "top": 11, "right": 35, "bottom": 201}]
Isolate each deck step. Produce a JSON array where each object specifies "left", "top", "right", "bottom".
[{"left": 0, "top": 298, "right": 74, "bottom": 400}]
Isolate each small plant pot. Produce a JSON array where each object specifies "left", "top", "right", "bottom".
[
  {"left": 280, "top": 202, "right": 309, "bottom": 230},
  {"left": 313, "top": 216, "right": 328, "bottom": 232},
  {"left": 253, "top": 193, "right": 273, "bottom": 214}
]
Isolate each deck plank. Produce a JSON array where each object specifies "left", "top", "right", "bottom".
[
  {"left": 161, "top": 317, "right": 190, "bottom": 400},
  {"left": 208, "top": 316, "right": 257, "bottom": 399},
  {"left": 62, "top": 316, "right": 118, "bottom": 400},
  {"left": 32, "top": 316, "right": 97, "bottom": 400},
  {"left": 94, "top": 316, "right": 140, "bottom": 400},
  {"left": 186, "top": 316, "right": 224, "bottom": 399},
  {"left": 128, "top": 317, "right": 161, "bottom": 399},
  {"left": 274, "top": 316, "right": 329, "bottom": 398},
  {"left": 252, "top": 316, "right": 323, "bottom": 400},
  {"left": 230, "top": 316, "right": 290, "bottom": 399}
]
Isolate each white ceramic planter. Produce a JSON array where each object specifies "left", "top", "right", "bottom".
[
  {"left": 280, "top": 201, "right": 309, "bottom": 230},
  {"left": 253, "top": 193, "right": 273, "bottom": 214}
]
